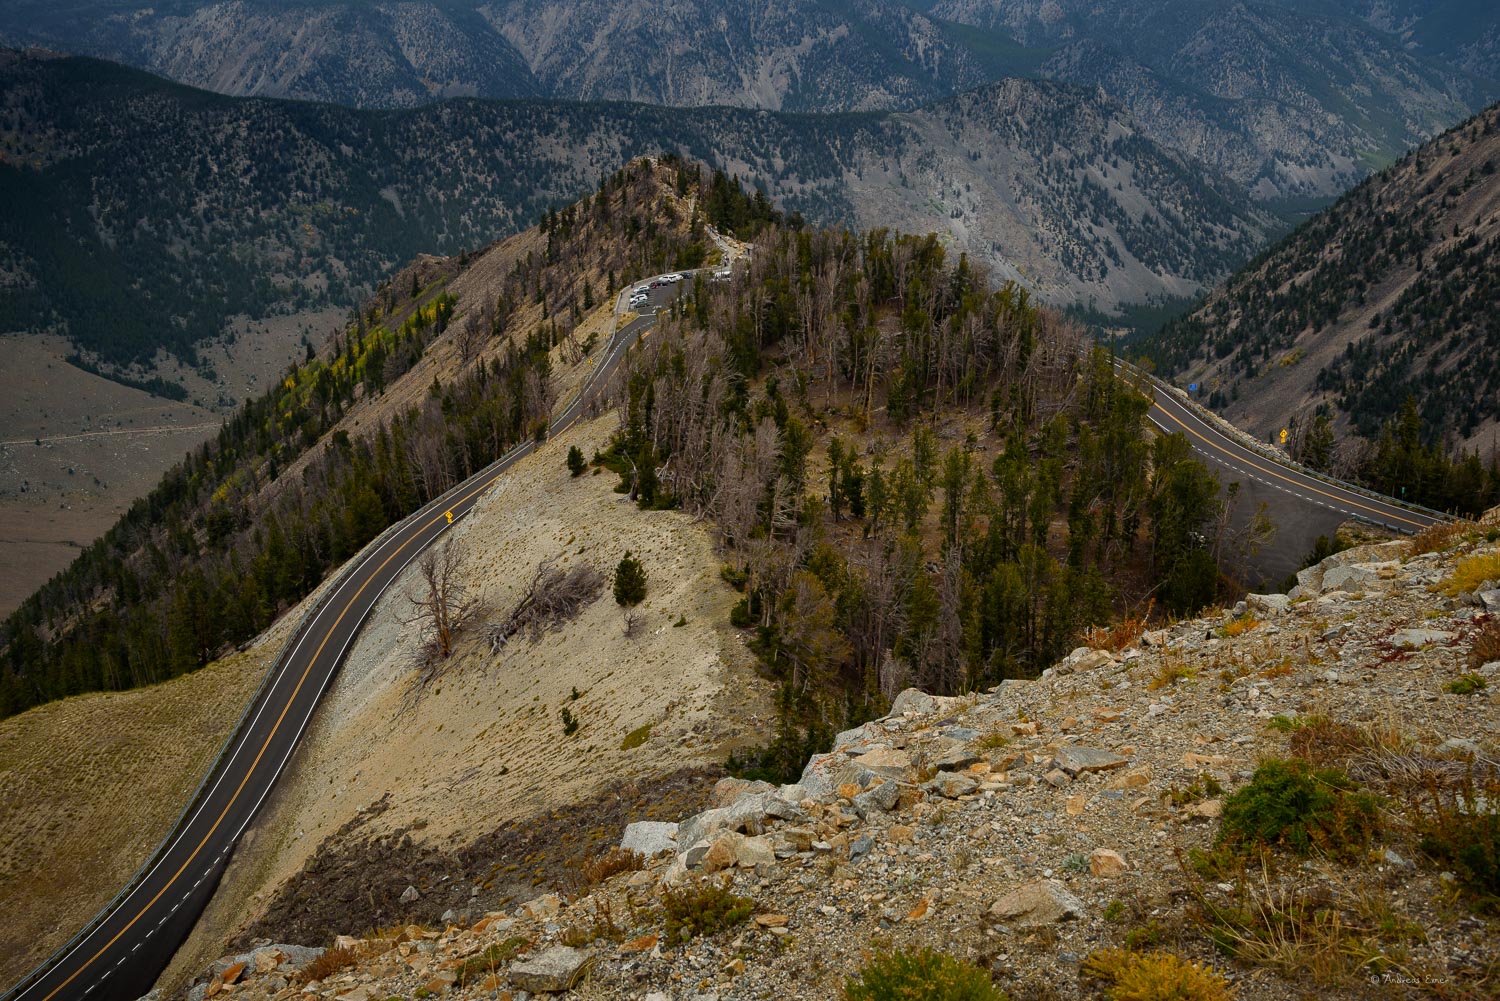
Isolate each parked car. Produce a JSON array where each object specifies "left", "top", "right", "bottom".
[
  {"left": 665, "top": 273, "right": 684, "bottom": 283},
  {"left": 710, "top": 269, "right": 732, "bottom": 283},
  {"left": 634, "top": 285, "right": 651, "bottom": 295}
]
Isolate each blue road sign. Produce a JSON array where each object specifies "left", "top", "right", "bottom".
[{"left": 1188, "top": 383, "right": 1198, "bottom": 392}]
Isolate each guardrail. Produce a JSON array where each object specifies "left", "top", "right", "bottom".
[{"left": 1111, "top": 357, "right": 1453, "bottom": 526}]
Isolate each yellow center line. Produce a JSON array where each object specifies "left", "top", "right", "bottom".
[
  {"left": 1152, "top": 402, "right": 1428, "bottom": 530},
  {"left": 39, "top": 442, "right": 533, "bottom": 1001}
]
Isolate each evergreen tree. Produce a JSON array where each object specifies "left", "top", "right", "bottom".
[
  {"left": 614, "top": 552, "right": 647, "bottom": 606},
  {"left": 566, "top": 445, "right": 586, "bottom": 477}
]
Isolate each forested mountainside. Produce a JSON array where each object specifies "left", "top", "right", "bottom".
[
  {"left": 1142, "top": 100, "right": 1500, "bottom": 507},
  {"left": 0, "top": 1, "right": 1489, "bottom": 205},
  {"left": 0, "top": 157, "right": 781, "bottom": 717},
  {"left": 0, "top": 51, "right": 1269, "bottom": 379},
  {"left": 597, "top": 231, "right": 1249, "bottom": 750},
  {"left": 2, "top": 156, "right": 1241, "bottom": 735}
]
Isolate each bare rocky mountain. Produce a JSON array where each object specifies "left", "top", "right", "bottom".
[
  {"left": 0, "top": 50, "right": 1272, "bottom": 379},
  {"left": 0, "top": 0, "right": 1492, "bottom": 205},
  {"left": 1143, "top": 101, "right": 1500, "bottom": 453},
  {"left": 930, "top": 0, "right": 1493, "bottom": 202}
]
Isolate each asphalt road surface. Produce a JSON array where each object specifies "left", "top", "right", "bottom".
[
  {"left": 3, "top": 284, "right": 679, "bottom": 1001},
  {"left": 1118, "top": 361, "right": 1448, "bottom": 584}
]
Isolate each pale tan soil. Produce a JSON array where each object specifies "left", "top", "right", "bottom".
[
  {"left": 160, "top": 411, "right": 775, "bottom": 992},
  {"left": 0, "top": 620, "right": 292, "bottom": 985}
]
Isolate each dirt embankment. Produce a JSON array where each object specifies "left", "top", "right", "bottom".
[{"left": 158, "top": 412, "right": 774, "bottom": 991}]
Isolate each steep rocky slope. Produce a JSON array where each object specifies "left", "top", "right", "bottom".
[
  {"left": 1144, "top": 101, "right": 1500, "bottom": 451},
  {"left": 3, "top": 0, "right": 1486, "bottom": 206},
  {"left": 171, "top": 512, "right": 1500, "bottom": 1000},
  {"left": 932, "top": 0, "right": 1492, "bottom": 200}
]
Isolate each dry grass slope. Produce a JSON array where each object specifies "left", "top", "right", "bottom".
[{"left": 0, "top": 637, "right": 278, "bottom": 984}]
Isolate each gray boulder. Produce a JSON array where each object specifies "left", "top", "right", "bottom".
[
  {"left": 620, "top": 821, "right": 677, "bottom": 857},
  {"left": 509, "top": 946, "right": 595, "bottom": 993}
]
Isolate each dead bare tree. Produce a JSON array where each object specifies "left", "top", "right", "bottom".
[
  {"left": 488, "top": 556, "right": 605, "bottom": 652},
  {"left": 622, "top": 606, "right": 642, "bottom": 639},
  {"left": 404, "top": 539, "right": 476, "bottom": 673},
  {"left": 456, "top": 308, "right": 486, "bottom": 363}
]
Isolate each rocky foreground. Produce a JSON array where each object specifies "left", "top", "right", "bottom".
[{"left": 169, "top": 516, "right": 1500, "bottom": 1000}]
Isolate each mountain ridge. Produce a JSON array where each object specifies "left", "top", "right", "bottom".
[{"left": 0, "top": 50, "right": 1273, "bottom": 377}]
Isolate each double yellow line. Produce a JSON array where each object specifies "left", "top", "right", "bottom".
[
  {"left": 37, "top": 452, "right": 522, "bottom": 1001},
  {"left": 1151, "top": 401, "right": 1429, "bottom": 531}
]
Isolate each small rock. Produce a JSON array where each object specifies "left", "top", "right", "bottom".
[
  {"left": 220, "top": 962, "right": 246, "bottom": 986},
  {"left": 1245, "top": 592, "right": 1291, "bottom": 616},
  {"left": 620, "top": 934, "right": 658, "bottom": 954},
  {"left": 517, "top": 893, "right": 562, "bottom": 920},
  {"left": 753, "top": 914, "right": 790, "bottom": 928},
  {"left": 853, "top": 779, "right": 902, "bottom": 817},
  {"left": 708, "top": 778, "right": 776, "bottom": 808},
  {"left": 509, "top": 946, "right": 595, "bottom": 993},
  {"left": 887, "top": 825, "right": 915, "bottom": 844},
  {"left": 1436, "top": 737, "right": 1481, "bottom": 759},
  {"left": 1011, "top": 721, "right": 1038, "bottom": 736},
  {"left": 1390, "top": 627, "right": 1454, "bottom": 650},
  {"left": 1140, "top": 629, "right": 1169, "bottom": 648},
  {"left": 924, "top": 772, "right": 980, "bottom": 798},
  {"left": 1383, "top": 848, "right": 1412, "bottom": 869},
  {"left": 1186, "top": 799, "right": 1223, "bottom": 819},
  {"left": 933, "top": 745, "right": 982, "bottom": 771},
  {"left": 1089, "top": 849, "right": 1128, "bottom": 877},
  {"left": 988, "top": 879, "right": 1087, "bottom": 928},
  {"left": 399, "top": 885, "right": 420, "bottom": 904},
  {"left": 1053, "top": 745, "right": 1130, "bottom": 776},
  {"left": 1044, "top": 768, "right": 1071, "bottom": 787},
  {"left": 1106, "top": 765, "right": 1152, "bottom": 790}
]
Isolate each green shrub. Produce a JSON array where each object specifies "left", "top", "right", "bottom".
[
  {"left": 1415, "top": 769, "right": 1500, "bottom": 913},
  {"left": 1217, "top": 759, "right": 1379, "bottom": 861},
  {"left": 1447, "top": 674, "right": 1488, "bottom": 695},
  {"left": 844, "top": 947, "right": 1005, "bottom": 1001},
  {"left": 560, "top": 706, "right": 579, "bottom": 736},
  {"left": 621, "top": 723, "right": 652, "bottom": 750},
  {"left": 1422, "top": 811, "right": 1500, "bottom": 913},
  {"left": 1082, "top": 948, "right": 1232, "bottom": 1001},
  {"left": 662, "top": 878, "right": 753, "bottom": 943}
]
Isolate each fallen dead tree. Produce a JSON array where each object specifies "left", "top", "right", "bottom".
[{"left": 488, "top": 556, "right": 605, "bottom": 652}]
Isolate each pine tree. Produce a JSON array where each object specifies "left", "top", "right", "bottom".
[
  {"left": 566, "top": 445, "right": 586, "bottom": 477},
  {"left": 614, "top": 551, "right": 647, "bottom": 606}
]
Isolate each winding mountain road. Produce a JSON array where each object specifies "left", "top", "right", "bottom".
[
  {"left": 6, "top": 275, "right": 1441, "bottom": 1001},
  {"left": 3, "top": 292, "right": 671, "bottom": 1001},
  {"left": 1116, "top": 359, "right": 1448, "bottom": 582}
]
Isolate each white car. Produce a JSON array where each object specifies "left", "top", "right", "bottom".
[
  {"left": 664, "top": 273, "right": 684, "bottom": 283},
  {"left": 634, "top": 285, "right": 651, "bottom": 295},
  {"left": 711, "top": 269, "right": 732, "bottom": 283}
]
